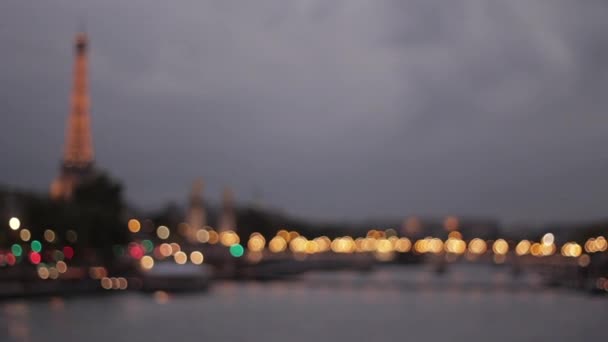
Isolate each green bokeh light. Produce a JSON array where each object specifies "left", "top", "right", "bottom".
[
  {"left": 229, "top": 244, "right": 244, "bottom": 258},
  {"left": 31, "top": 240, "right": 42, "bottom": 253},
  {"left": 11, "top": 244, "right": 23, "bottom": 257},
  {"left": 142, "top": 240, "right": 154, "bottom": 253}
]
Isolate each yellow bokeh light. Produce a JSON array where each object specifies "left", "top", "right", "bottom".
[
  {"left": 269, "top": 236, "right": 287, "bottom": 253},
  {"left": 89, "top": 266, "right": 108, "bottom": 280},
  {"left": 414, "top": 239, "right": 428, "bottom": 254},
  {"left": 445, "top": 238, "right": 466, "bottom": 255},
  {"left": 354, "top": 238, "right": 365, "bottom": 252},
  {"left": 331, "top": 237, "right": 356, "bottom": 254},
  {"left": 585, "top": 238, "right": 596, "bottom": 253},
  {"left": 370, "top": 230, "right": 381, "bottom": 239},
  {"left": 277, "top": 229, "right": 290, "bottom": 242},
  {"left": 190, "top": 251, "right": 204, "bottom": 265},
  {"left": 345, "top": 236, "right": 356, "bottom": 253},
  {"left": 56, "top": 261, "right": 68, "bottom": 273},
  {"left": 376, "top": 239, "right": 393, "bottom": 253},
  {"left": 289, "top": 231, "right": 300, "bottom": 241},
  {"left": 196, "top": 229, "right": 210, "bottom": 243},
  {"left": 37, "top": 267, "right": 50, "bottom": 280},
  {"left": 492, "top": 239, "right": 509, "bottom": 255},
  {"left": 515, "top": 240, "right": 531, "bottom": 256},
  {"left": 530, "top": 242, "right": 542, "bottom": 256},
  {"left": 540, "top": 243, "right": 555, "bottom": 256},
  {"left": 100, "top": 277, "right": 112, "bottom": 290},
  {"left": 8, "top": 217, "right": 20, "bottom": 230},
  {"left": 44, "top": 229, "right": 56, "bottom": 243},
  {"left": 159, "top": 243, "right": 173, "bottom": 257},
  {"left": 208, "top": 230, "right": 219, "bottom": 244},
  {"left": 290, "top": 236, "right": 308, "bottom": 253},
  {"left": 429, "top": 238, "right": 443, "bottom": 254},
  {"left": 111, "top": 277, "right": 120, "bottom": 290},
  {"left": 140, "top": 255, "right": 155, "bottom": 270},
  {"left": 19, "top": 229, "right": 31, "bottom": 242},
  {"left": 170, "top": 243, "right": 181, "bottom": 254},
  {"left": 595, "top": 236, "right": 607, "bottom": 252},
  {"left": 305, "top": 240, "right": 319, "bottom": 254},
  {"left": 330, "top": 238, "right": 342, "bottom": 253},
  {"left": 314, "top": 236, "right": 331, "bottom": 252},
  {"left": 561, "top": 242, "right": 582, "bottom": 257},
  {"left": 360, "top": 237, "right": 377, "bottom": 252},
  {"left": 247, "top": 233, "right": 266, "bottom": 252},
  {"left": 156, "top": 226, "right": 170, "bottom": 240},
  {"left": 220, "top": 230, "right": 240, "bottom": 246},
  {"left": 49, "top": 267, "right": 59, "bottom": 280},
  {"left": 394, "top": 237, "right": 412, "bottom": 253},
  {"left": 118, "top": 277, "right": 128, "bottom": 290},
  {"left": 388, "top": 236, "right": 398, "bottom": 248},
  {"left": 174, "top": 251, "right": 187, "bottom": 265},
  {"left": 541, "top": 233, "right": 554, "bottom": 246},
  {"left": 468, "top": 238, "right": 487, "bottom": 255},
  {"left": 448, "top": 231, "right": 463, "bottom": 239},
  {"left": 561, "top": 243, "right": 570, "bottom": 257},
  {"left": 128, "top": 219, "right": 141, "bottom": 233}
]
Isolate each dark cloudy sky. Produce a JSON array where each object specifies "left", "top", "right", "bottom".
[{"left": 2, "top": 0, "right": 608, "bottom": 224}]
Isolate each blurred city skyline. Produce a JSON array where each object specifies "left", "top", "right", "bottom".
[{"left": 2, "top": 1, "right": 608, "bottom": 224}]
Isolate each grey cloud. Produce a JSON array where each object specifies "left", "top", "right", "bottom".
[{"left": 1, "top": 0, "right": 608, "bottom": 224}]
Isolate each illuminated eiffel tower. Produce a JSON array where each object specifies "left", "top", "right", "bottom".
[{"left": 50, "top": 32, "right": 95, "bottom": 200}]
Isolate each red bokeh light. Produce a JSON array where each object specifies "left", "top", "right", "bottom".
[
  {"left": 29, "top": 252, "right": 41, "bottom": 265},
  {"left": 6, "top": 253, "right": 16, "bottom": 266},
  {"left": 128, "top": 243, "right": 144, "bottom": 260},
  {"left": 63, "top": 246, "right": 75, "bottom": 260}
]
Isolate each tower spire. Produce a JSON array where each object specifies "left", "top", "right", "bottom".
[{"left": 50, "top": 32, "right": 95, "bottom": 200}]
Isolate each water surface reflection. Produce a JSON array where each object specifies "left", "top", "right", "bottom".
[{"left": 2, "top": 266, "right": 606, "bottom": 342}]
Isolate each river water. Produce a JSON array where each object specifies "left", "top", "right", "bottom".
[{"left": 1, "top": 265, "right": 606, "bottom": 341}]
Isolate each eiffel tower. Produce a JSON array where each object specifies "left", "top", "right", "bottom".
[{"left": 50, "top": 32, "right": 95, "bottom": 200}]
